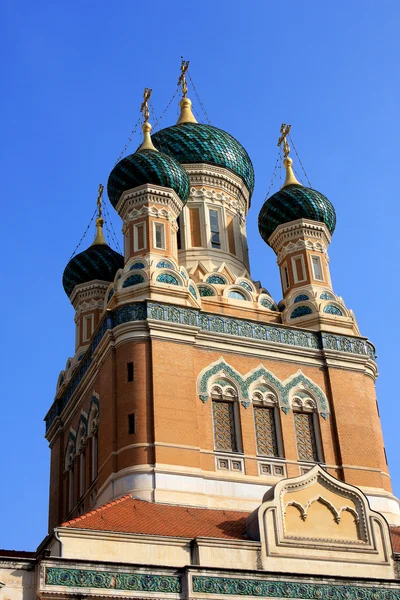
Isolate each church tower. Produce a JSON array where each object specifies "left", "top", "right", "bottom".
[{"left": 44, "top": 68, "right": 399, "bottom": 538}]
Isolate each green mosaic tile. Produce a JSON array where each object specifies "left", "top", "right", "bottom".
[
  {"left": 259, "top": 184, "right": 336, "bottom": 244},
  {"left": 107, "top": 149, "right": 190, "bottom": 208},
  {"left": 152, "top": 123, "right": 255, "bottom": 196},
  {"left": 63, "top": 244, "right": 124, "bottom": 297}
]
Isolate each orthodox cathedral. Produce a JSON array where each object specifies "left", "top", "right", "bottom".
[{"left": 2, "top": 63, "right": 400, "bottom": 600}]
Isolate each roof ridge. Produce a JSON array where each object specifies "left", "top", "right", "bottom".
[{"left": 61, "top": 494, "right": 132, "bottom": 527}]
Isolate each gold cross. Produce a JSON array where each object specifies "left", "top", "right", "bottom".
[
  {"left": 277, "top": 123, "right": 292, "bottom": 158},
  {"left": 178, "top": 58, "right": 189, "bottom": 98},
  {"left": 97, "top": 183, "right": 104, "bottom": 219},
  {"left": 140, "top": 87, "right": 152, "bottom": 124}
]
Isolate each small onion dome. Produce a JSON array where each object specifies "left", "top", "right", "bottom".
[
  {"left": 107, "top": 122, "right": 191, "bottom": 209},
  {"left": 258, "top": 158, "right": 336, "bottom": 245},
  {"left": 62, "top": 239, "right": 124, "bottom": 297},
  {"left": 152, "top": 99, "right": 254, "bottom": 197}
]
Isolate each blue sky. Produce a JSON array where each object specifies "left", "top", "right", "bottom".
[{"left": 1, "top": 1, "right": 399, "bottom": 550}]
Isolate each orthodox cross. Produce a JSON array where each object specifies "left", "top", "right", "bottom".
[
  {"left": 97, "top": 183, "right": 104, "bottom": 220},
  {"left": 178, "top": 58, "right": 189, "bottom": 98},
  {"left": 140, "top": 87, "right": 152, "bottom": 124},
  {"left": 277, "top": 123, "right": 292, "bottom": 158}
]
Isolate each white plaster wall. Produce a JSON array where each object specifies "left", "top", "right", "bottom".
[{"left": 0, "top": 563, "right": 35, "bottom": 600}]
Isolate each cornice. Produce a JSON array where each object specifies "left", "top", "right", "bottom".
[
  {"left": 269, "top": 218, "right": 332, "bottom": 255},
  {"left": 46, "top": 301, "right": 377, "bottom": 434},
  {"left": 70, "top": 281, "right": 109, "bottom": 308},
  {"left": 116, "top": 184, "right": 183, "bottom": 222},
  {"left": 184, "top": 163, "right": 250, "bottom": 211}
]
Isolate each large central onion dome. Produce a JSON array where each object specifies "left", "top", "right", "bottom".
[
  {"left": 63, "top": 220, "right": 124, "bottom": 297},
  {"left": 152, "top": 99, "right": 255, "bottom": 196},
  {"left": 107, "top": 123, "right": 190, "bottom": 209},
  {"left": 258, "top": 157, "right": 336, "bottom": 245}
]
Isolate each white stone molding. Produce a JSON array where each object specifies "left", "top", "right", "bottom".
[
  {"left": 269, "top": 219, "right": 332, "bottom": 256},
  {"left": 70, "top": 281, "right": 109, "bottom": 309},
  {"left": 184, "top": 163, "right": 250, "bottom": 213},
  {"left": 117, "top": 184, "right": 183, "bottom": 222},
  {"left": 127, "top": 204, "right": 179, "bottom": 232},
  {"left": 246, "top": 465, "right": 394, "bottom": 578}
]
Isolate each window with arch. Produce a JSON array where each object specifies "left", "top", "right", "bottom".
[
  {"left": 292, "top": 392, "right": 322, "bottom": 463},
  {"left": 87, "top": 404, "right": 99, "bottom": 483},
  {"left": 211, "top": 382, "right": 242, "bottom": 453},
  {"left": 76, "top": 423, "right": 87, "bottom": 498},
  {"left": 252, "top": 387, "right": 281, "bottom": 458},
  {"left": 65, "top": 441, "right": 75, "bottom": 514}
]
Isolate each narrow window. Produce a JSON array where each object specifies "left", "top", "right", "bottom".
[
  {"left": 281, "top": 263, "right": 290, "bottom": 291},
  {"left": 226, "top": 214, "right": 236, "bottom": 255},
  {"left": 254, "top": 406, "right": 279, "bottom": 457},
  {"left": 134, "top": 223, "right": 145, "bottom": 251},
  {"left": 212, "top": 400, "right": 238, "bottom": 452},
  {"left": 79, "top": 451, "right": 86, "bottom": 497},
  {"left": 189, "top": 208, "right": 201, "bottom": 247},
  {"left": 128, "top": 413, "right": 135, "bottom": 434},
  {"left": 127, "top": 362, "right": 134, "bottom": 382},
  {"left": 92, "top": 434, "right": 98, "bottom": 481},
  {"left": 209, "top": 209, "right": 221, "bottom": 249},
  {"left": 177, "top": 215, "right": 182, "bottom": 250},
  {"left": 292, "top": 255, "right": 305, "bottom": 282},
  {"left": 311, "top": 256, "right": 323, "bottom": 281},
  {"left": 68, "top": 462, "right": 74, "bottom": 512},
  {"left": 83, "top": 315, "right": 94, "bottom": 342},
  {"left": 294, "top": 412, "right": 319, "bottom": 462},
  {"left": 154, "top": 223, "right": 165, "bottom": 249}
]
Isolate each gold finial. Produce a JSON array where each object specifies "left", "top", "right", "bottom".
[
  {"left": 137, "top": 87, "right": 158, "bottom": 152},
  {"left": 277, "top": 123, "right": 301, "bottom": 188},
  {"left": 178, "top": 58, "right": 189, "bottom": 98},
  {"left": 140, "top": 87, "right": 152, "bottom": 124},
  {"left": 92, "top": 184, "right": 107, "bottom": 245},
  {"left": 176, "top": 58, "right": 197, "bottom": 125}
]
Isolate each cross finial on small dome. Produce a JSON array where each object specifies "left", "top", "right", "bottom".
[
  {"left": 277, "top": 123, "right": 301, "bottom": 188},
  {"left": 137, "top": 87, "right": 158, "bottom": 152},
  {"left": 176, "top": 58, "right": 198, "bottom": 125},
  {"left": 92, "top": 184, "right": 107, "bottom": 245}
]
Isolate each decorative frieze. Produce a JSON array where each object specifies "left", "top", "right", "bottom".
[
  {"left": 46, "top": 302, "right": 376, "bottom": 432},
  {"left": 45, "top": 567, "right": 181, "bottom": 593},
  {"left": 192, "top": 575, "right": 400, "bottom": 599}
]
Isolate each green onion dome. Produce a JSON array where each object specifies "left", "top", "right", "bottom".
[
  {"left": 259, "top": 156, "right": 336, "bottom": 245},
  {"left": 259, "top": 183, "right": 336, "bottom": 245},
  {"left": 63, "top": 240, "right": 124, "bottom": 298},
  {"left": 107, "top": 147, "right": 190, "bottom": 208},
  {"left": 152, "top": 122, "right": 255, "bottom": 196}
]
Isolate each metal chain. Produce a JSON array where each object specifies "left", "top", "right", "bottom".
[
  {"left": 103, "top": 199, "right": 122, "bottom": 253},
  {"left": 187, "top": 72, "right": 211, "bottom": 124},
  {"left": 263, "top": 151, "right": 282, "bottom": 202},
  {"left": 69, "top": 208, "right": 97, "bottom": 260},
  {"left": 114, "top": 117, "right": 142, "bottom": 165},
  {"left": 288, "top": 134, "right": 312, "bottom": 187},
  {"left": 151, "top": 88, "right": 179, "bottom": 132}
]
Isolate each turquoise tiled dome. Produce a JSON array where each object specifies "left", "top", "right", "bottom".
[
  {"left": 63, "top": 244, "right": 124, "bottom": 297},
  {"left": 152, "top": 123, "right": 255, "bottom": 196},
  {"left": 107, "top": 149, "right": 190, "bottom": 208},
  {"left": 258, "top": 184, "right": 336, "bottom": 245}
]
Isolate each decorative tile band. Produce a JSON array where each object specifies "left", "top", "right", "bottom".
[
  {"left": 45, "top": 567, "right": 181, "bottom": 593},
  {"left": 192, "top": 575, "right": 400, "bottom": 600},
  {"left": 46, "top": 302, "right": 376, "bottom": 431}
]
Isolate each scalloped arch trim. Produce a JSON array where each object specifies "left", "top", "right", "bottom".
[{"left": 197, "top": 359, "right": 329, "bottom": 416}]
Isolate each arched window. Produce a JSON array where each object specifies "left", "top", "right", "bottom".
[
  {"left": 292, "top": 393, "right": 322, "bottom": 463},
  {"left": 65, "top": 443, "right": 75, "bottom": 513},
  {"left": 252, "top": 388, "right": 281, "bottom": 458},
  {"left": 211, "top": 383, "right": 242, "bottom": 453},
  {"left": 87, "top": 403, "right": 99, "bottom": 483},
  {"left": 77, "top": 424, "right": 87, "bottom": 498}
]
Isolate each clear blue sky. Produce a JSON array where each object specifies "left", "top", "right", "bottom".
[{"left": 1, "top": 1, "right": 399, "bottom": 550}]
